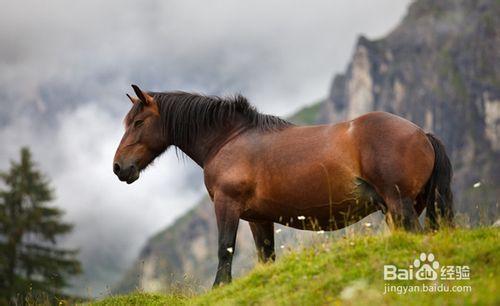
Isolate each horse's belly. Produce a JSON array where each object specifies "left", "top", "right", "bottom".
[
  {"left": 243, "top": 173, "right": 382, "bottom": 231},
  {"left": 242, "top": 197, "right": 379, "bottom": 231}
]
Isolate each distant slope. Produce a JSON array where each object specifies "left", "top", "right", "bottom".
[
  {"left": 287, "top": 100, "right": 324, "bottom": 125},
  {"left": 95, "top": 228, "right": 500, "bottom": 305}
]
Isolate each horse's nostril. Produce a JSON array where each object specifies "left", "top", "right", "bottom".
[{"left": 113, "top": 163, "right": 121, "bottom": 175}]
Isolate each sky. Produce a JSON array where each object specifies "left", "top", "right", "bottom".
[{"left": 0, "top": 0, "right": 411, "bottom": 294}]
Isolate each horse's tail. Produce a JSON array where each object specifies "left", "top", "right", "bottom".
[{"left": 422, "top": 133, "right": 454, "bottom": 229}]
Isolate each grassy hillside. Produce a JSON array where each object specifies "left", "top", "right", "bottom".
[
  {"left": 91, "top": 227, "right": 499, "bottom": 305},
  {"left": 287, "top": 101, "right": 323, "bottom": 125}
]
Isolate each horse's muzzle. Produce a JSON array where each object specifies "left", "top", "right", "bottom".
[{"left": 113, "top": 162, "right": 140, "bottom": 184}]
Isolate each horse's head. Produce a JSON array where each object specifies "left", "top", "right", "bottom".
[{"left": 113, "top": 85, "right": 168, "bottom": 184}]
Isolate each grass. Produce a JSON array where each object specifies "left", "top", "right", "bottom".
[
  {"left": 288, "top": 101, "right": 323, "bottom": 125},
  {"left": 87, "top": 292, "right": 186, "bottom": 306},
  {"left": 89, "top": 227, "right": 499, "bottom": 305}
]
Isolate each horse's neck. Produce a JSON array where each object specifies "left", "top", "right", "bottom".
[{"left": 174, "top": 123, "right": 243, "bottom": 167}]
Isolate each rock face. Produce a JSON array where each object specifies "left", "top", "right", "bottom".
[
  {"left": 319, "top": 0, "right": 499, "bottom": 221},
  {"left": 115, "top": 0, "right": 499, "bottom": 294}
]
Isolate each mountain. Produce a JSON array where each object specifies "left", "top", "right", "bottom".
[
  {"left": 115, "top": 0, "right": 499, "bottom": 294},
  {"left": 319, "top": 0, "right": 499, "bottom": 222}
]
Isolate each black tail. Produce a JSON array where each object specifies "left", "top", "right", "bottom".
[{"left": 423, "top": 133, "right": 454, "bottom": 229}]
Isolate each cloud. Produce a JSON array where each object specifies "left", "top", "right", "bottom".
[
  {"left": 0, "top": 0, "right": 410, "bottom": 115},
  {"left": 0, "top": 0, "right": 410, "bottom": 294}
]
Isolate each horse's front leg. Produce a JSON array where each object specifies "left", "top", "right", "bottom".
[{"left": 213, "top": 195, "right": 240, "bottom": 287}]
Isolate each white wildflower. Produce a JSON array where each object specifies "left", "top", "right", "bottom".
[
  {"left": 280, "top": 245, "right": 285, "bottom": 249},
  {"left": 297, "top": 216, "right": 306, "bottom": 220},
  {"left": 473, "top": 182, "right": 481, "bottom": 188},
  {"left": 364, "top": 222, "right": 372, "bottom": 228},
  {"left": 226, "top": 247, "right": 233, "bottom": 253}
]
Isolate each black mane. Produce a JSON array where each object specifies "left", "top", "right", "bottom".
[{"left": 145, "top": 92, "right": 292, "bottom": 147}]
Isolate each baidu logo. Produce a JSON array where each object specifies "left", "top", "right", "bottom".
[
  {"left": 384, "top": 252, "right": 470, "bottom": 281},
  {"left": 413, "top": 252, "right": 440, "bottom": 280},
  {"left": 383, "top": 252, "right": 472, "bottom": 295}
]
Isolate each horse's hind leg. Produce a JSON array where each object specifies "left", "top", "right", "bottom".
[
  {"left": 249, "top": 221, "right": 275, "bottom": 263},
  {"left": 384, "top": 196, "right": 423, "bottom": 232},
  {"left": 213, "top": 195, "right": 240, "bottom": 287}
]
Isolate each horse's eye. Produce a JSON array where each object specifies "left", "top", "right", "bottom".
[{"left": 134, "top": 120, "right": 144, "bottom": 128}]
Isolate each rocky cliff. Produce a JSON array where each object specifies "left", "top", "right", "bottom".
[
  {"left": 115, "top": 0, "right": 499, "bottom": 294},
  {"left": 320, "top": 0, "right": 499, "bottom": 222}
]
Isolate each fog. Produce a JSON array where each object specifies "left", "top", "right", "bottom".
[{"left": 0, "top": 0, "right": 410, "bottom": 293}]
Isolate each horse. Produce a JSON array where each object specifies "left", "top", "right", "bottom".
[{"left": 113, "top": 85, "right": 454, "bottom": 286}]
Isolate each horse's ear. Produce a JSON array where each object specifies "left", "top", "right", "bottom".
[
  {"left": 131, "top": 84, "right": 153, "bottom": 106},
  {"left": 126, "top": 93, "right": 140, "bottom": 105}
]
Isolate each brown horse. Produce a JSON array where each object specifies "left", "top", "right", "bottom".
[{"left": 113, "top": 85, "right": 454, "bottom": 286}]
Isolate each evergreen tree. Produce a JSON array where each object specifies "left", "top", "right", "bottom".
[{"left": 0, "top": 147, "right": 81, "bottom": 303}]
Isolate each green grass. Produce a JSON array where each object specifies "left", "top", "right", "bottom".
[
  {"left": 287, "top": 101, "right": 323, "bottom": 125},
  {"left": 90, "top": 228, "right": 499, "bottom": 305},
  {"left": 88, "top": 292, "right": 186, "bottom": 305}
]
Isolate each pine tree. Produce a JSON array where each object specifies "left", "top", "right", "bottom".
[{"left": 0, "top": 147, "right": 81, "bottom": 303}]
